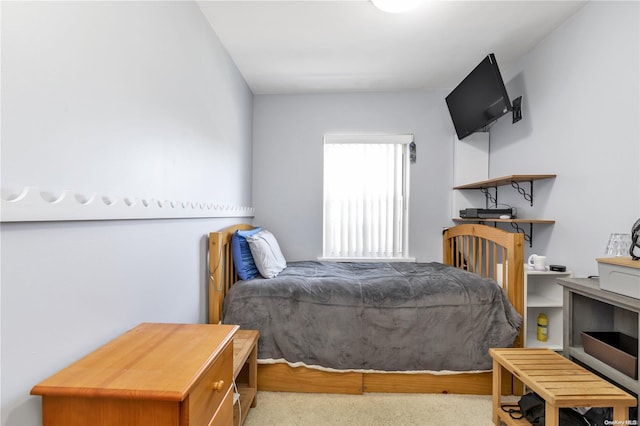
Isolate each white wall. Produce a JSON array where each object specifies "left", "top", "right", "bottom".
[
  {"left": 489, "top": 1, "right": 640, "bottom": 276},
  {"left": 0, "top": 2, "right": 253, "bottom": 425},
  {"left": 252, "top": 90, "right": 455, "bottom": 262}
]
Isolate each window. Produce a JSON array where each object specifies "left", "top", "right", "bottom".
[{"left": 322, "top": 134, "right": 412, "bottom": 260}]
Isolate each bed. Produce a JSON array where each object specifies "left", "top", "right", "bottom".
[{"left": 208, "top": 224, "right": 524, "bottom": 395}]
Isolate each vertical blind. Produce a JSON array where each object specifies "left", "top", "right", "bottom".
[{"left": 323, "top": 135, "right": 411, "bottom": 259}]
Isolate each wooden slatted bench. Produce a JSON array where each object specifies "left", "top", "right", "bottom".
[{"left": 490, "top": 348, "right": 636, "bottom": 426}]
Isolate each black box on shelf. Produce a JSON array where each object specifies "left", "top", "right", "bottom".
[
  {"left": 581, "top": 331, "right": 638, "bottom": 379},
  {"left": 459, "top": 208, "right": 515, "bottom": 219}
]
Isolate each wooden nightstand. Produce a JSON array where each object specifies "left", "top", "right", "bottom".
[
  {"left": 31, "top": 323, "right": 238, "bottom": 426},
  {"left": 232, "top": 330, "right": 259, "bottom": 426}
]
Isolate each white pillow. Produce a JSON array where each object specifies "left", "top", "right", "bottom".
[{"left": 246, "top": 230, "right": 287, "bottom": 278}]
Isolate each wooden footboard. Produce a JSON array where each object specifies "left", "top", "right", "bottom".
[
  {"left": 443, "top": 224, "right": 525, "bottom": 348},
  {"left": 208, "top": 223, "right": 524, "bottom": 395}
]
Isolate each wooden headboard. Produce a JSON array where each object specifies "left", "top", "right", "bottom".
[
  {"left": 209, "top": 223, "right": 525, "bottom": 347},
  {"left": 208, "top": 224, "right": 254, "bottom": 324}
]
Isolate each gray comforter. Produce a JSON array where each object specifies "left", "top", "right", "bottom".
[{"left": 222, "top": 261, "right": 522, "bottom": 372}]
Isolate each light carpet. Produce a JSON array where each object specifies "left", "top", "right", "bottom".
[{"left": 242, "top": 391, "right": 499, "bottom": 425}]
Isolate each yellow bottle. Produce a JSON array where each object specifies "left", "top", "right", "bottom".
[{"left": 537, "top": 313, "right": 548, "bottom": 342}]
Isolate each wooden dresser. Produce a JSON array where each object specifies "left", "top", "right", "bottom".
[{"left": 31, "top": 323, "right": 238, "bottom": 426}]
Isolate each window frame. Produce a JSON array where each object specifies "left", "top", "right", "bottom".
[{"left": 321, "top": 134, "right": 413, "bottom": 261}]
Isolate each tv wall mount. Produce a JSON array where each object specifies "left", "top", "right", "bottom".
[{"left": 512, "top": 96, "right": 522, "bottom": 124}]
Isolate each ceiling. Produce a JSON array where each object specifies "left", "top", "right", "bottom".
[{"left": 197, "top": 0, "right": 587, "bottom": 94}]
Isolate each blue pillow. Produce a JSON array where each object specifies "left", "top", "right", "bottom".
[{"left": 231, "top": 227, "right": 262, "bottom": 280}]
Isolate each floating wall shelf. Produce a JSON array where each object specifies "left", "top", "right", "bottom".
[
  {"left": 1, "top": 187, "right": 255, "bottom": 222},
  {"left": 453, "top": 174, "right": 557, "bottom": 206}
]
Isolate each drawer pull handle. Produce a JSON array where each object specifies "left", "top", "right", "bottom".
[{"left": 212, "top": 380, "right": 225, "bottom": 392}]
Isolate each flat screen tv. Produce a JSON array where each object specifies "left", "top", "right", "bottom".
[{"left": 445, "top": 54, "right": 512, "bottom": 140}]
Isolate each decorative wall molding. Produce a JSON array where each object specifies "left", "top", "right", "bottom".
[{"left": 1, "top": 187, "right": 255, "bottom": 222}]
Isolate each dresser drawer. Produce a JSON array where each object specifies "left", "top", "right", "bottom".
[
  {"left": 208, "top": 387, "right": 233, "bottom": 426},
  {"left": 185, "top": 342, "right": 233, "bottom": 426}
]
